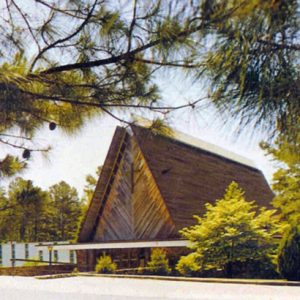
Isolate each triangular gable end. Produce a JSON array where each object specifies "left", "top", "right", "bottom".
[
  {"left": 131, "top": 137, "right": 177, "bottom": 240},
  {"left": 78, "top": 127, "right": 177, "bottom": 243}
]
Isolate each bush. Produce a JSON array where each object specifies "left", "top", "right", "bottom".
[
  {"left": 176, "top": 253, "right": 201, "bottom": 276},
  {"left": 146, "top": 249, "right": 171, "bottom": 275},
  {"left": 278, "top": 226, "right": 300, "bottom": 281},
  {"left": 230, "top": 257, "right": 279, "bottom": 279},
  {"left": 95, "top": 255, "right": 117, "bottom": 274}
]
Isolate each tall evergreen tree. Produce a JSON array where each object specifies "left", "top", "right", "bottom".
[
  {"left": 82, "top": 165, "right": 102, "bottom": 207},
  {"left": 1, "top": 177, "right": 50, "bottom": 242},
  {"left": 261, "top": 122, "right": 300, "bottom": 227},
  {"left": 49, "top": 181, "right": 82, "bottom": 241},
  {"left": 0, "top": 178, "right": 83, "bottom": 242}
]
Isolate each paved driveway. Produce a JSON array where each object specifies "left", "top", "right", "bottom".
[{"left": 0, "top": 276, "right": 299, "bottom": 300}]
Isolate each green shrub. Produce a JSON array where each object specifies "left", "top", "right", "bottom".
[
  {"left": 228, "top": 257, "right": 279, "bottom": 279},
  {"left": 176, "top": 253, "right": 201, "bottom": 276},
  {"left": 95, "top": 255, "right": 117, "bottom": 274},
  {"left": 278, "top": 226, "right": 300, "bottom": 281},
  {"left": 146, "top": 248, "right": 171, "bottom": 275}
]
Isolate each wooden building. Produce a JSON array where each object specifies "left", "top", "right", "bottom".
[{"left": 76, "top": 124, "right": 274, "bottom": 271}]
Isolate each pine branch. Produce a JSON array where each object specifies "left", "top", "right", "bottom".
[
  {"left": 257, "top": 39, "right": 300, "bottom": 51},
  {"left": 39, "top": 4, "right": 240, "bottom": 75},
  {"left": 19, "top": 88, "right": 207, "bottom": 112},
  {"left": 30, "top": 0, "right": 99, "bottom": 70},
  {"left": 11, "top": 0, "right": 41, "bottom": 52}
]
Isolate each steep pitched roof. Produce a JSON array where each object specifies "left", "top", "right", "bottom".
[
  {"left": 78, "top": 126, "right": 129, "bottom": 242},
  {"left": 131, "top": 125, "right": 274, "bottom": 231},
  {"left": 78, "top": 125, "right": 274, "bottom": 242}
]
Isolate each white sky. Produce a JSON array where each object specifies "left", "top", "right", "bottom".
[{"left": 0, "top": 74, "right": 276, "bottom": 198}]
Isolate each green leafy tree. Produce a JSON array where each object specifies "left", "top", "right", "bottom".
[
  {"left": 0, "top": 178, "right": 50, "bottom": 242},
  {"left": 262, "top": 129, "right": 300, "bottom": 280},
  {"left": 180, "top": 182, "right": 282, "bottom": 278},
  {"left": 0, "top": 187, "right": 9, "bottom": 212},
  {"left": 261, "top": 127, "right": 300, "bottom": 227},
  {"left": 49, "top": 181, "right": 82, "bottom": 241},
  {"left": 278, "top": 226, "right": 300, "bottom": 281},
  {"left": 0, "top": 178, "right": 83, "bottom": 242},
  {"left": 79, "top": 165, "right": 103, "bottom": 231},
  {"left": 0, "top": 188, "right": 12, "bottom": 240},
  {"left": 82, "top": 165, "right": 102, "bottom": 206}
]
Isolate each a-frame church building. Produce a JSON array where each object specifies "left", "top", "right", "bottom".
[{"left": 76, "top": 123, "right": 274, "bottom": 271}]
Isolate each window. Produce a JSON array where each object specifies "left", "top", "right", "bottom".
[
  {"left": 25, "top": 244, "right": 29, "bottom": 259},
  {"left": 54, "top": 250, "right": 58, "bottom": 262},
  {"left": 70, "top": 250, "right": 75, "bottom": 264},
  {"left": 39, "top": 250, "right": 43, "bottom": 262}
]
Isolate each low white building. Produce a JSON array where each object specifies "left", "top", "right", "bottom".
[{"left": 0, "top": 241, "right": 76, "bottom": 267}]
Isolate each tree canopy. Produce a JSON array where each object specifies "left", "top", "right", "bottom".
[
  {"left": 49, "top": 181, "right": 82, "bottom": 241},
  {"left": 278, "top": 225, "right": 300, "bottom": 281},
  {"left": 0, "top": 0, "right": 299, "bottom": 175},
  {"left": 261, "top": 124, "right": 300, "bottom": 227},
  {"left": 82, "top": 165, "right": 102, "bottom": 204},
  {"left": 200, "top": 0, "right": 300, "bottom": 134},
  {"left": 0, "top": 178, "right": 83, "bottom": 242},
  {"left": 179, "top": 182, "right": 282, "bottom": 277}
]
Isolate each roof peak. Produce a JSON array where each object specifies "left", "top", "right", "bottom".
[{"left": 131, "top": 116, "right": 256, "bottom": 169}]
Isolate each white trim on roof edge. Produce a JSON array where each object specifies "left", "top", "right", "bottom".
[{"left": 132, "top": 116, "right": 256, "bottom": 169}]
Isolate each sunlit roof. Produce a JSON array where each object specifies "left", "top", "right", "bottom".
[{"left": 132, "top": 116, "right": 256, "bottom": 169}]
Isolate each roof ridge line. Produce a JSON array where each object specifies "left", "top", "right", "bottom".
[{"left": 131, "top": 123, "right": 257, "bottom": 170}]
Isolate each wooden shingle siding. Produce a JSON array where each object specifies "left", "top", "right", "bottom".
[
  {"left": 78, "top": 127, "right": 129, "bottom": 242},
  {"left": 131, "top": 140, "right": 176, "bottom": 239},
  {"left": 93, "top": 138, "right": 133, "bottom": 241},
  {"left": 92, "top": 138, "right": 176, "bottom": 241},
  {"left": 131, "top": 125, "right": 274, "bottom": 232}
]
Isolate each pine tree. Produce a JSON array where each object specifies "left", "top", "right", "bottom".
[
  {"left": 82, "top": 166, "right": 102, "bottom": 205},
  {"left": 0, "top": 1, "right": 299, "bottom": 177},
  {"left": 1, "top": 177, "right": 50, "bottom": 242},
  {"left": 278, "top": 226, "right": 300, "bottom": 281},
  {"left": 261, "top": 125, "right": 300, "bottom": 227},
  {"left": 180, "top": 182, "right": 282, "bottom": 277},
  {"left": 49, "top": 181, "right": 82, "bottom": 241},
  {"left": 147, "top": 249, "right": 171, "bottom": 276},
  {"left": 197, "top": 0, "right": 300, "bottom": 134}
]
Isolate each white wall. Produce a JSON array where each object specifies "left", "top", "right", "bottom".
[{"left": 0, "top": 241, "right": 76, "bottom": 267}]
